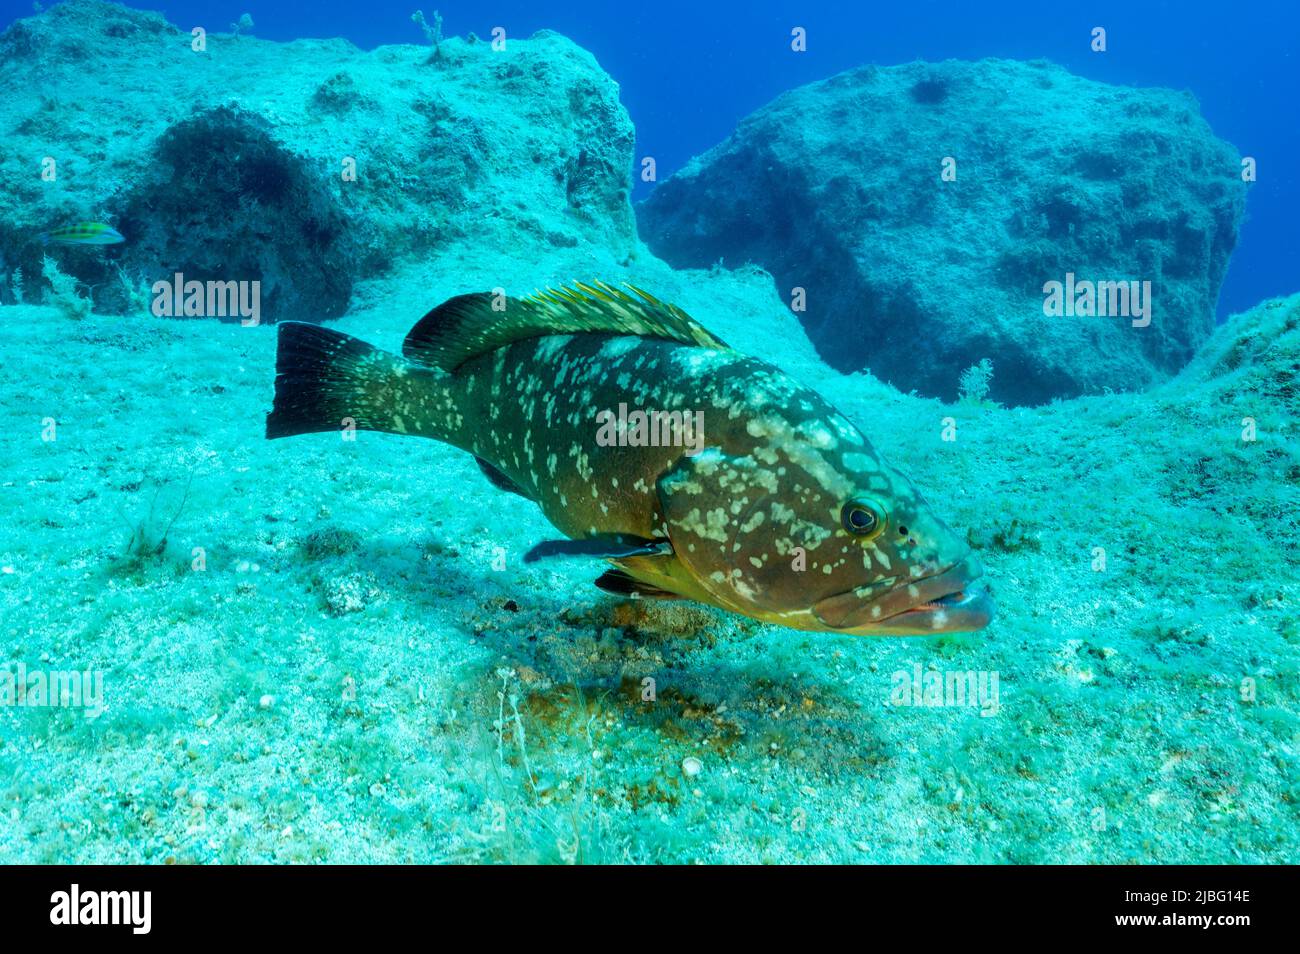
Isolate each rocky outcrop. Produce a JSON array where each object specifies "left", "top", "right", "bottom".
[
  {"left": 637, "top": 58, "right": 1249, "bottom": 405},
  {"left": 1169, "top": 293, "right": 1299, "bottom": 414},
  {"left": 0, "top": 0, "right": 637, "bottom": 321}
]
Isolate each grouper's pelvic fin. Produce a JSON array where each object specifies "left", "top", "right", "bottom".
[
  {"left": 593, "top": 568, "right": 683, "bottom": 600},
  {"left": 474, "top": 456, "right": 534, "bottom": 500},
  {"left": 266, "top": 321, "right": 448, "bottom": 441}
]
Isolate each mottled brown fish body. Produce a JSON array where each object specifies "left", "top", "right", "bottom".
[
  {"left": 267, "top": 282, "right": 993, "bottom": 636},
  {"left": 449, "top": 334, "right": 712, "bottom": 532},
  {"left": 446, "top": 333, "right": 784, "bottom": 608}
]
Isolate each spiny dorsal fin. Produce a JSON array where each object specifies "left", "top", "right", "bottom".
[{"left": 403, "top": 280, "right": 730, "bottom": 371}]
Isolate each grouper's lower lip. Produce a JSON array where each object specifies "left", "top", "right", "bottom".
[
  {"left": 812, "top": 557, "right": 994, "bottom": 635},
  {"left": 881, "top": 583, "right": 994, "bottom": 633}
]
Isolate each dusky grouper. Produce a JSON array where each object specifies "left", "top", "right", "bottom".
[{"left": 266, "top": 281, "right": 993, "bottom": 635}]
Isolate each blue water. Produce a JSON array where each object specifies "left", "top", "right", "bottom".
[{"left": 4, "top": 0, "right": 1290, "bottom": 316}]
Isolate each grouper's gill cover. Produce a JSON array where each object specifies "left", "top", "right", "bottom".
[{"left": 266, "top": 280, "right": 993, "bottom": 636}]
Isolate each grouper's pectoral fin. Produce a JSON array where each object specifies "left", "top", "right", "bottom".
[
  {"left": 593, "top": 569, "right": 684, "bottom": 600},
  {"left": 523, "top": 533, "right": 671, "bottom": 564}
]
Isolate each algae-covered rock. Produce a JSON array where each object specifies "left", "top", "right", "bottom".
[
  {"left": 0, "top": 0, "right": 637, "bottom": 321},
  {"left": 1153, "top": 293, "right": 1300, "bottom": 564},
  {"left": 637, "top": 58, "right": 1249, "bottom": 405},
  {"left": 1173, "top": 292, "right": 1300, "bottom": 408}
]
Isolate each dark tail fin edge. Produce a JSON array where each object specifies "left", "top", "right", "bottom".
[{"left": 266, "top": 321, "right": 380, "bottom": 439}]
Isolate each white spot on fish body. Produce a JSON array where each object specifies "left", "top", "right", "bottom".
[
  {"left": 799, "top": 422, "right": 837, "bottom": 449},
  {"left": 535, "top": 335, "right": 573, "bottom": 360},
  {"left": 599, "top": 337, "right": 640, "bottom": 359}
]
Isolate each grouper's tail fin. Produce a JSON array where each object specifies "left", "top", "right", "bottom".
[{"left": 266, "top": 321, "right": 447, "bottom": 440}]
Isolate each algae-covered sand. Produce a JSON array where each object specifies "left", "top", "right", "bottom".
[{"left": 1, "top": 261, "right": 1296, "bottom": 863}]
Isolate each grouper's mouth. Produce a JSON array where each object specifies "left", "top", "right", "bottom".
[{"left": 812, "top": 555, "right": 994, "bottom": 635}]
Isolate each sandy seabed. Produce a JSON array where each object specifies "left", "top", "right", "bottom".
[{"left": 1, "top": 267, "right": 1296, "bottom": 864}]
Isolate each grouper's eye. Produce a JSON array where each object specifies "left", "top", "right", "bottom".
[{"left": 841, "top": 498, "right": 886, "bottom": 539}]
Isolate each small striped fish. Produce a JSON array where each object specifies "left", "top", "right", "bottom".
[{"left": 39, "top": 222, "right": 125, "bottom": 246}]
